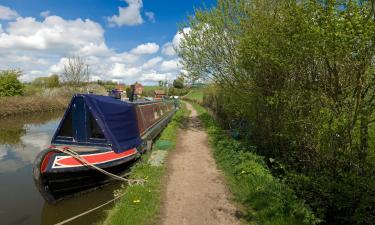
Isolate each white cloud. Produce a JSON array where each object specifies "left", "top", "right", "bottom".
[
  {"left": 40, "top": 10, "right": 51, "bottom": 18},
  {"left": 160, "top": 59, "right": 181, "bottom": 71},
  {"left": 161, "top": 27, "right": 191, "bottom": 56},
  {"left": 0, "top": 16, "right": 105, "bottom": 52},
  {"left": 0, "top": 5, "right": 19, "bottom": 20},
  {"left": 130, "top": 42, "right": 159, "bottom": 55},
  {"left": 110, "top": 63, "right": 141, "bottom": 78},
  {"left": 0, "top": 6, "right": 185, "bottom": 85},
  {"left": 142, "top": 56, "right": 162, "bottom": 69},
  {"left": 49, "top": 57, "right": 68, "bottom": 74},
  {"left": 161, "top": 42, "right": 175, "bottom": 56},
  {"left": 145, "top": 11, "right": 155, "bottom": 22},
  {"left": 139, "top": 71, "right": 174, "bottom": 83},
  {"left": 107, "top": 0, "right": 143, "bottom": 27}
]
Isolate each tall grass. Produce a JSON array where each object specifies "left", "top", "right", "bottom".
[{"left": 0, "top": 96, "right": 69, "bottom": 117}]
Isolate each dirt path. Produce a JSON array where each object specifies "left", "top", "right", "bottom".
[{"left": 160, "top": 102, "right": 242, "bottom": 225}]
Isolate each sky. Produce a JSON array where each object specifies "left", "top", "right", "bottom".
[{"left": 0, "top": 0, "right": 215, "bottom": 85}]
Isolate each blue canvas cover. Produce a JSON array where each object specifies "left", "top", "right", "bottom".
[{"left": 53, "top": 94, "right": 142, "bottom": 153}]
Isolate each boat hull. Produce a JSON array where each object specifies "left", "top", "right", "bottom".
[{"left": 33, "top": 147, "right": 140, "bottom": 204}]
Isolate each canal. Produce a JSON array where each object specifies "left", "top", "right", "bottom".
[{"left": 0, "top": 112, "right": 119, "bottom": 225}]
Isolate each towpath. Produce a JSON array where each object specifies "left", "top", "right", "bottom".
[{"left": 160, "top": 102, "right": 242, "bottom": 225}]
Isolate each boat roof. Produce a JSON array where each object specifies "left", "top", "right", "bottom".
[{"left": 52, "top": 94, "right": 142, "bottom": 153}]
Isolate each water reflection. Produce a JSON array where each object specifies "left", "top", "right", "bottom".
[
  {"left": 42, "top": 183, "right": 120, "bottom": 225},
  {"left": 0, "top": 112, "right": 61, "bottom": 173},
  {"left": 0, "top": 112, "right": 120, "bottom": 225}
]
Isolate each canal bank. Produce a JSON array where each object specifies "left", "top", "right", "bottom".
[
  {"left": 99, "top": 102, "right": 188, "bottom": 225},
  {"left": 0, "top": 96, "right": 69, "bottom": 117}
]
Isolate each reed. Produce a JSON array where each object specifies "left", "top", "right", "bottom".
[{"left": 0, "top": 96, "right": 69, "bottom": 117}]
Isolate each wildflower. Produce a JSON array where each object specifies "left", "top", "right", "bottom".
[{"left": 133, "top": 199, "right": 141, "bottom": 203}]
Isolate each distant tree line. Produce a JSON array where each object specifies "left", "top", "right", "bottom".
[{"left": 180, "top": 0, "right": 375, "bottom": 224}]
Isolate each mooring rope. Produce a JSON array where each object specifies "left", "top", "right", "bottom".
[
  {"left": 54, "top": 193, "right": 123, "bottom": 225},
  {"left": 50, "top": 147, "right": 146, "bottom": 225},
  {"left": 53, "top": 147, "right": 146, "bottom": 186}
]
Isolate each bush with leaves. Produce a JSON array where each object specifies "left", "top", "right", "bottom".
[
  {"left": 0, "top": 70, "right": 24, "bottom": 97},
  {"left": 180, "top": 0, "right": 375, "bottom": 224}
]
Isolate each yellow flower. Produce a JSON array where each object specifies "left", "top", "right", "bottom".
[{"left": 133, "top": 199, "right": 141, "bottom": 203}]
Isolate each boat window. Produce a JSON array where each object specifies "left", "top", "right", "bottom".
[
  {"left": 89, "top": 113, "right": 105, "bottom": 139},
  {"left": 58, "top": 111, "right": 73, "bottom": 137}
]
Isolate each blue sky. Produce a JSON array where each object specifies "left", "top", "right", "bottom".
[{"left": 0, "top": 0, "right": 215, "bottom": 84}]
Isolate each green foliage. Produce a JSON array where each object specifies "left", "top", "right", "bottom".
[
  {"left": 191, "top": 102, "right": 319, "bottom": 225},
  {"left": 126, "top": 87, "right": 132, "bottom": 98},
  {"left": 96, "top": 80, "right": 118, "bottom": 91},
  {"left": 141, "top": 86, "right": 189, "bottom": 97},
  {"left": 32, "top": 74, "right": 60, "bottom": 88},
  {"left": 173, "top": 76, "right": 184, "bottom": 89},
  {"left": 142, "top": 86, "right": 160, "bottom": 97},
  {"left": 184, "top": 88, "right": 204, "bottom": 103},
  {"left": 23, "top": 84, "right": 43, "bottom": 96},
  {"left": 180, "top": 1, "right": 375, "bottom": 224},
  {"left": 0, "top": 70, "right": 24, "bottom": 97},
  {"left": 168, "top": 87, "right": 190, "bottom": 96},
  {"left": 103, "top": 84, "right": 116, "bottom": 91},
  {"left": 173, "top": 79, "right": 184, "bottom": 89}
]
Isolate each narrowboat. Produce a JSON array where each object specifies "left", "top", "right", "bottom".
[{"left": 33, "top": 94, "right": 177, "bottom": 204}]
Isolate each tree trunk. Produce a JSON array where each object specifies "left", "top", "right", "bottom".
[{"left": 359, "top": 117, "right": 369, "bottom": 175}]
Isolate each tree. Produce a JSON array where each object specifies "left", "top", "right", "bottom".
[
  {"left": 158, "top": 80, "right": 164, "bottom": 87},
  {"left": 47, "top": 74, "right": 60, "bottom": 87},
  {"left": 0, "top": 70, "right": 24, "bottom": 97},
  {"left": 62, "top": 56, "right": 90, "bottom": 86},
  {"left": 180, "top": 0, "right": 375, "bottom": 224},
  {"left": 32, "top": 74, "right": 60, "bottom": 88},
  {"left": 173, "top": 77, "right": 184, "bottom": 89}
]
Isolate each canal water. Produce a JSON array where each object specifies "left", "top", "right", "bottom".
[{"left": 0, "top": 112, "right": 120, "bottom": 225}]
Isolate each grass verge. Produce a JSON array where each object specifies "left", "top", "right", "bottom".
[
  {"left": 183, "top": 88, "right": 204, "bottom": 103},
  {"left": 100, "top": 102, "right": 188, "bottom": 225},
  {"left": 190, "top": 102, "right": 320, "bottom": 225}
]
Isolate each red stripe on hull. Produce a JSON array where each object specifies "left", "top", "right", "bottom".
[{"left": 54, "top": 148, "right": 137, "bottom": 167}]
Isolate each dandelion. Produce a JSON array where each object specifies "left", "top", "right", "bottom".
[{"left": 133, "top": 199, "right": 141, "bottom": 203}]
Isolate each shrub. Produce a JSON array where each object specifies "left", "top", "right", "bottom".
[
  {"left": 32, "top": 74, "right": 60, "bottom": 88},
  {"left": 0, "top": 70, "right": 24, "bottom": 97},
  {"left": 180, "top": 1, "right": 375, "bottom": 224}
]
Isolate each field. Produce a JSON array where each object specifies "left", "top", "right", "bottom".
[{"left": 183, "top": 88, "right": 204, "bottom": 102}]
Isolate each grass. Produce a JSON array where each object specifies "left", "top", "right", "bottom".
[
  {"left": 142, "top": 86, "right": 161, "bottom": 97},
  {"left": 183, "top": 88, "right": 204, "bottom": 103},
  {"left": 0, "top": 96, "right": 69, "bottom": 117},
  {"left": 190, "top": 102, "right": 320, "bottom": 225},
  {"left": 101, "top": 102, "right": 188, "bottom": 225},
  {"left": 143, "top": 86, "right": 160, "bottom": 91}
]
